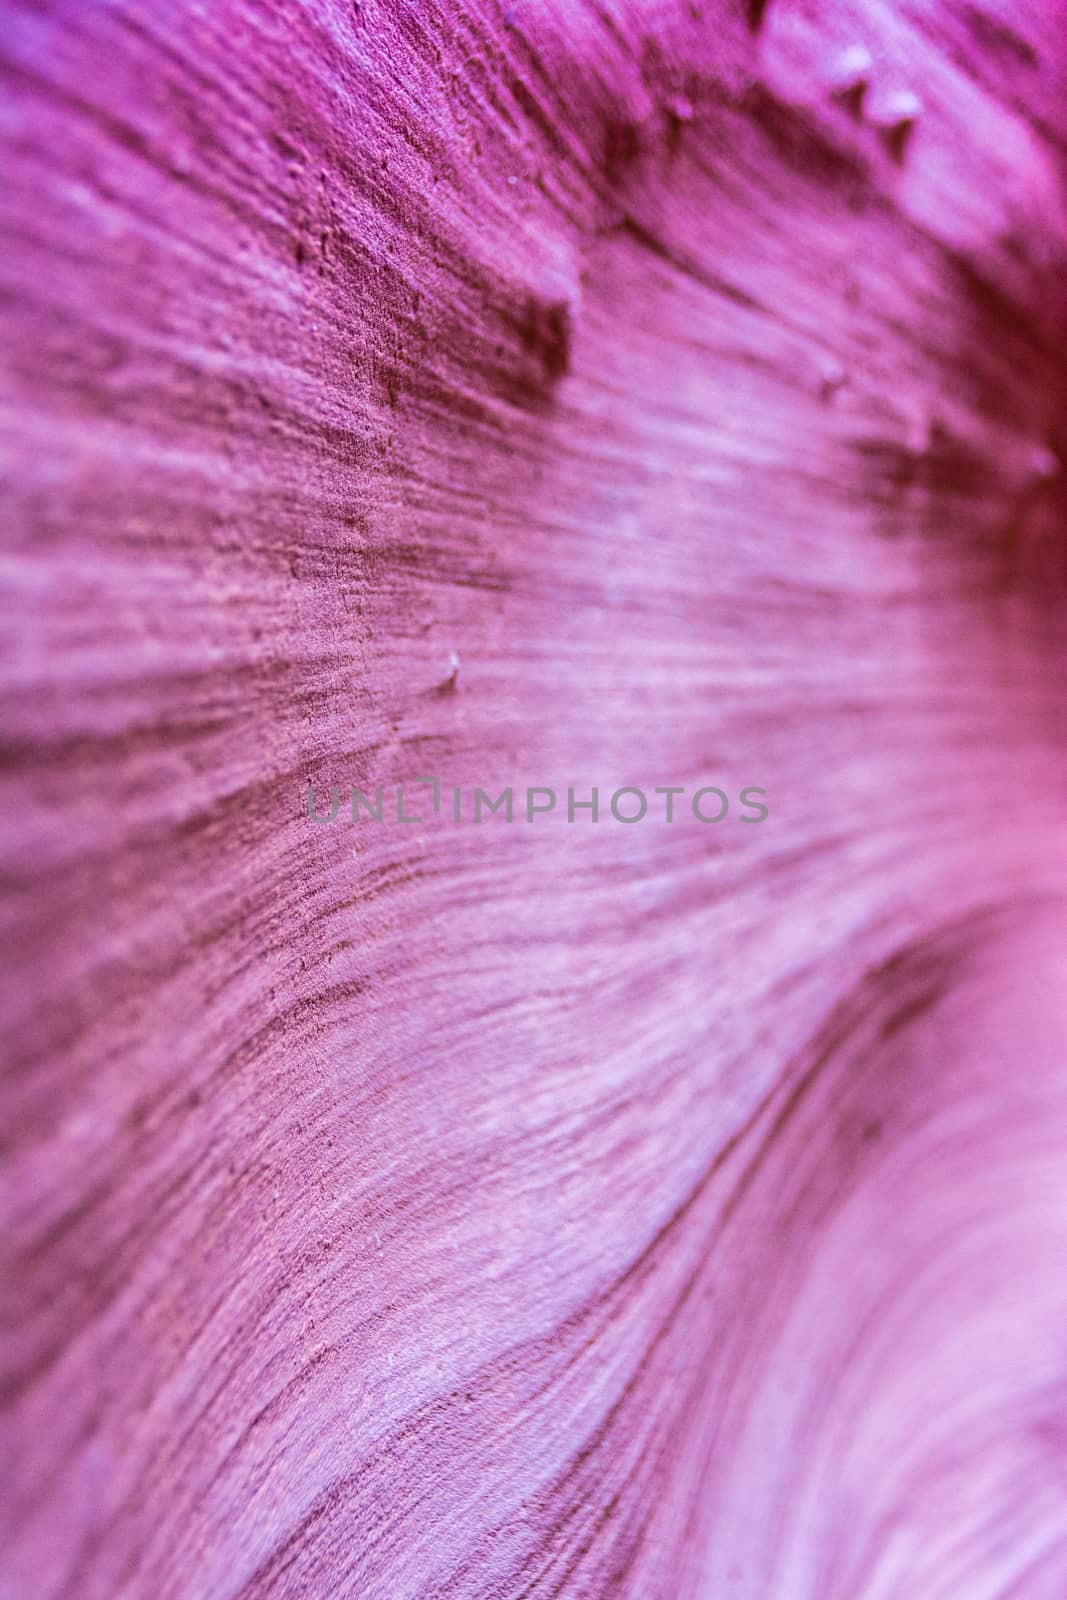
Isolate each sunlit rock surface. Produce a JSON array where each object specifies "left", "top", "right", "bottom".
[{"left": 3, "top": 1, "right": 1067, "bottom": 1596}]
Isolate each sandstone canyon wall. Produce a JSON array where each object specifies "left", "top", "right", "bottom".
[{"left": 3, "top": 1, "right": 1067, "bottom": 1596}]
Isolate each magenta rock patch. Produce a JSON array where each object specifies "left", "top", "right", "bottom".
[{"left": 3, "top": 2, "right": 1067, "bottom": 1597}]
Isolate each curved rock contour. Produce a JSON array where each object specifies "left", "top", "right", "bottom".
[{"left": 3, "top": 2, "right": 1067, "bottom": 1596}]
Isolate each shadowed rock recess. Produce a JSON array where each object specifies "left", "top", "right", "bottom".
[{"left": 3, "top": 1, "right": 1067, "bottom": 1596}]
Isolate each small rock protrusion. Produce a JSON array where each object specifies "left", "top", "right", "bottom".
[
  {"left": 829, "top": 46, "right": 873, "bottom": 116},
  {"left": 442, "top": 651, "right": 461, "bottom": 692},
  {"left": 873, "top": 90, "right": 923, "bottom": 160}
]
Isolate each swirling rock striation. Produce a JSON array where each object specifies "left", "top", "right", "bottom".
[{"left": 2, "top": 1, "right": 1067, "bottom": 1596}]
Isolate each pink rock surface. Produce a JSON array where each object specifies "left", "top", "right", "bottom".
[{"left": 3, "top": 1, "right": 1067, "bottom": 1596}]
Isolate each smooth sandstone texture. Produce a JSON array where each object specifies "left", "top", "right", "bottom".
[{"left": 2, "top": 1, "right": 1067, "bottom": 1597}]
